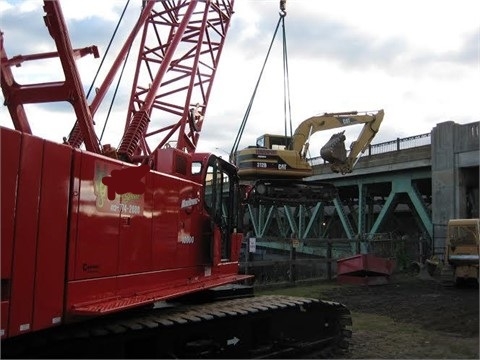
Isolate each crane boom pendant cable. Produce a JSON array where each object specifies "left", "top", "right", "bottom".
[{"left": 67, "top": 0, "right": 131, "bottom": 146}]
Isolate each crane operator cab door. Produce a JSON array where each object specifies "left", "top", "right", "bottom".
[{"left": 197, "top": 155, "right": 240, "bottom": 266}]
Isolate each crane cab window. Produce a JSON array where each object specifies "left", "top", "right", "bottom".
[
  {"left": 203, "top": 157, "right": 236, "bottom": 223},
  {"left": 203, "top": 156, "right": 238, "bottom": 261},
  {"left": 191, "top": 161, "right": 202, "bottom": 175}
]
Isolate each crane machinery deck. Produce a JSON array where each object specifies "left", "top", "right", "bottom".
[{"left": 0, "top": 1, "right": 352, "bottom": 358}]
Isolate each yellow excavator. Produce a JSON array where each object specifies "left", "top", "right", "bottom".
[{"left": 235, "top": 109, "right": 384, "bottom": 179}]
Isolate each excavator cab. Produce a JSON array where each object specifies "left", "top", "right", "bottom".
[{"left": 256, "top": 134, "right": 291, "bottom": 150}]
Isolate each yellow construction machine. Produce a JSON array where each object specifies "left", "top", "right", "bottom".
[
  {"left": 442, "top": 218, "right": 480, "bottom": 285},
  {"left": 235, "top": 109, "right": 384, "bottom": 179}
]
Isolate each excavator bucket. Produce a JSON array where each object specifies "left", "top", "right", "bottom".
[{"left": 320, "top": 131, "right": 347, "bottom": 165}]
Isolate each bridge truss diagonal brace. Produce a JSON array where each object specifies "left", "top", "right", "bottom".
[
  {"left": 357, "top": 183, "right": 367, "bottom": 235},
  {"left": 368, "top": 175, "right": 433, "bottom": 240},
  {"left": 247, "top": 203, "right": 327, "bottom": 240},
  {"left": 303, "top": 203, "right": 325, "bottom": 240},
  {"left": 247, "top": 204, "right": 275, "bottom": 238},
  {"left": 369, "top": 191, "right": 396, "bottom": 237},
  {"left": 407, "top": 187, "right": 433, "bottom": 239},
  {"left": 332, "top": 196, "right": 355, "bottom": 240}
]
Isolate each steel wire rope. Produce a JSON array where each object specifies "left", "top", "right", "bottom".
[
  {"left": 281, "top": 13, "right": 293, "bottom": 146},
  {"left": 97, "top": 0, "right": 132, "bottom": 143},
  {"left": 229, "top": 13, "right": 284, "bottom": 163},
  {"left": 66, "top": 0, "right": 130, "bottom": 145},
  {"left": 100, "top": 46, "right": 132, "bottom": 142}
]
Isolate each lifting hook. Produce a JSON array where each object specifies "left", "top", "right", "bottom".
[{"left": 280, "top": 0, "right": 286, "bottom": 16}]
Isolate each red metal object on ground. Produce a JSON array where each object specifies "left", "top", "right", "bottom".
[{"left": 337, "top": 254, "right": 396, "bottom": 286}]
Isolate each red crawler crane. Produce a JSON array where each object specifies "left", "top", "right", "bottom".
[
  {"left": 1, "top": 1, "right": 352, "bottom": 358},
  {"left": 2, "top": 0, "right": 245, "bottom": 341}
]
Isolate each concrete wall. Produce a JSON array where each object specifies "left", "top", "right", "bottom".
[{"left": 431, "top": 121, "right": 479, "bottom": 255}]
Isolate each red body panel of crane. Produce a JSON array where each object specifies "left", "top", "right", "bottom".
[{"left": 1, "top": 0, "right": 247, "bottom": 340}]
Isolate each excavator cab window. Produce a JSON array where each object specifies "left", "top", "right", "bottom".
[
  {"left": 256, "top": 136, "right": 266, "bottom": 148},
  {"left": 270, "top": 135, "right": 291, "bottom": 150},
  {"left": 256, "top": 134, "right": 291, "bottom": 150}
]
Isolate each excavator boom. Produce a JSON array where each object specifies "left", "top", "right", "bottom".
[{"left": 291, "top": 110, "right": 382, "bottom": 153}]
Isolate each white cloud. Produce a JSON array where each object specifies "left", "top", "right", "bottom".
[
  {"left": 60, "top": 1, "right": 126, "bottom": 22},
  {"left": 1, "top": 0, "right": 479, "bottom": 159}
]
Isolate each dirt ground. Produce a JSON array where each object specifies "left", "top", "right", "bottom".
[{"left": 320, "top": 274, "right": 479, "bottom": 359}]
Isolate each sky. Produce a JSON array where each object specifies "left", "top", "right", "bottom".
[{"left": 1, "top": 0, "right": 479, "bottom": 160}]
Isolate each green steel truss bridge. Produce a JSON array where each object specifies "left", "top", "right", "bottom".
[{"left": 244, "top": 121, "right": 479, "bottom": 259}]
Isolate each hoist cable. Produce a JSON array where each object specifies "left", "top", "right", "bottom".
[
  {"left": 229, "top": 14, "right": 283, "bottom": 163},
  {"left": 281, "top": 15, "right": 293, "bottom": 145}
]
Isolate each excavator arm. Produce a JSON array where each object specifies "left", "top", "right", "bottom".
[{"left": 290, "top": 109, "right": 384, "bottom": 174}]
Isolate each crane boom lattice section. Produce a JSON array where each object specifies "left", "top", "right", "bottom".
[{"left": 119, "top": 0, "right": 235, "bottom": 165}]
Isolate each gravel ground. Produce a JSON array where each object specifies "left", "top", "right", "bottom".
[{"left": 320, "top": 274, "right": 479, "bottom": 359}]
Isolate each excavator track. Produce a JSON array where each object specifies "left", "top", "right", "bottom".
[
  {"left": 2, "top": 295, "right": 352, "bottom": 359},
  {"left": 246, "top": 179, "right": 338, "bottom": 205}
]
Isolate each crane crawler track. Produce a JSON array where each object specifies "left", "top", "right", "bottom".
[{"left": 2, "top": 295, "right": 352, "bottom": 359}]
